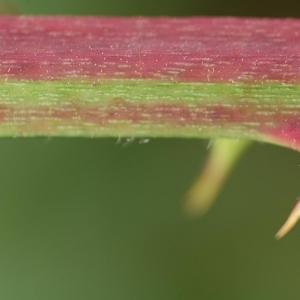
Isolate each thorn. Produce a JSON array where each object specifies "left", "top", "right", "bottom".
[
  {"left": 275, "top": 198, "right": 300, "bottom": 240},
  {"left": 184, "top": 138, "right": 250, "bottom": 217}
]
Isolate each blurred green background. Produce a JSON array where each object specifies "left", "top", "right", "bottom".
[{"left": 1, "top": 1, "right": 300, "bottom": 299}]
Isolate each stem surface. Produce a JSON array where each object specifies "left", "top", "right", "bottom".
[{"left": 0, "top": 16, "right": 299, "bottom": 151}]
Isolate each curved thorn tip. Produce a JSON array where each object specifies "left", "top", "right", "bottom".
[{"left": 275, "top": 198, "right": 300, "bottom": 240}]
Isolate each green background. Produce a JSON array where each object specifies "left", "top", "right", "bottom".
[{"left": 1, "top": 1, "right": 300, "bottom": 299}]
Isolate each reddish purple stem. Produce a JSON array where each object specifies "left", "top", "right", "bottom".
[{"left": 0, "top": 16, "right": 299, "bottom": 83}]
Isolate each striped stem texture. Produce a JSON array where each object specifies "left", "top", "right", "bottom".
[{"left": 0, "top": 16, "right": 299, "bottom": 152}]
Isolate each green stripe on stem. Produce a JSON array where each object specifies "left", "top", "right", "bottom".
[{"left": 0, "top": 79, "right": 299, "bottom": 152}]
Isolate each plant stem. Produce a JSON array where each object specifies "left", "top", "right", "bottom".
[
  {"left": 2, "top": 16, "right": 300, "bottom": 237},
  {"left": 0, "top": 16, "right": 299, "bottom": 152}
]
